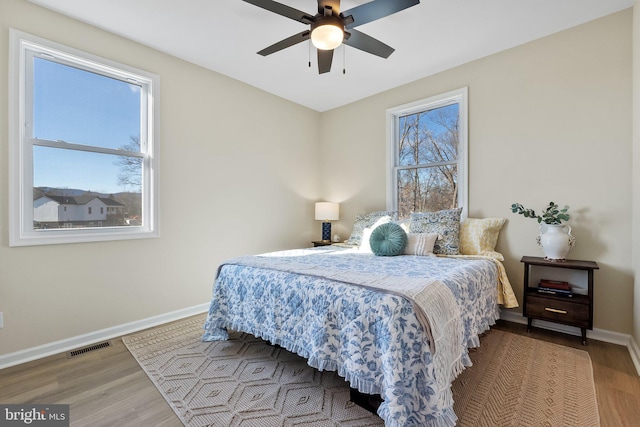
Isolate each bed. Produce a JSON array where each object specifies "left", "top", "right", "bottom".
[{"left": 202, "top": 243, "right": 518, "bottom": 427}]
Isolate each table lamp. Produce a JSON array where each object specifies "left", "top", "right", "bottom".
[{"left": 315, "top": 202, "right": 339, "bottom": 242}]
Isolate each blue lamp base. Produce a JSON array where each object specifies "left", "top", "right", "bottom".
[{"left": 321, "top": 222, "right": 331, "bottom": 241}]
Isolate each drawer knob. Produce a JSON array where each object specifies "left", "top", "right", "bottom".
[{"left": 545, "top": 307, "right": 567, "bottom": 314}]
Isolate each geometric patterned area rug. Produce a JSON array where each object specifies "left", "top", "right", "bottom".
[
  {"left": 123, "top": 315, "right": 600, "bottom": 427},
  {"left": 123, "top": 315, "right": 383, "bottom": 427}
]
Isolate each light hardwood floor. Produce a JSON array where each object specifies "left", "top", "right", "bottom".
[{"left": 1, "top": 318, "right": 639, "bottom": 426}]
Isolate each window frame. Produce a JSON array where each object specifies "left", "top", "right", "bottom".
[
  {"left": 9, "top": 29, "right": 160, "bottom": 246},
  {"left": 386, "top": 87, "right": 468, "bottom": 219}
]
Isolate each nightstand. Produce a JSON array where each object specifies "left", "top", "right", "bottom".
[
  {"left": 312, "top": 241, "right": 333, "bottom": 247},
  {"left": 521, "top": 256, "right": 598, "bottom": 345}
]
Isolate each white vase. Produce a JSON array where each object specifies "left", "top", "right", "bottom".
[{"left": 536, "top": 224, "right": 576, "bottom": 261}]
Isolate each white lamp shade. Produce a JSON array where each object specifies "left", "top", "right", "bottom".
[{"left": 315, "top": 202, "right": 339, "bottom": 221}]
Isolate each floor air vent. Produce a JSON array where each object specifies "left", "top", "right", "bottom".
[{"left": 68, "top": 341, "right": 111, "bottom": 358}]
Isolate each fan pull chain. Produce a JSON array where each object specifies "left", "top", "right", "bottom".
[
  {"left": 308, "top": 40, "right": 312, "bottom": 68},
  {"left": 343, "top": 45, "right": 346, "bottom": 74}
]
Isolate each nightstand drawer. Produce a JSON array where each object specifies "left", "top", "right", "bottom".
[{"left": 525, "top": 295, "right": 590, "bottom": 327}]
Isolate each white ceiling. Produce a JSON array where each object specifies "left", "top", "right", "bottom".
[{"left": 28, "top": 0, "right": 633, "bottom": 112}]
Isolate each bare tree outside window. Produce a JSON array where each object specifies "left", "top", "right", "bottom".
[
  {"left": 396, "top": 104, "right": 459, "bottom": 218},
  {"left": 387, "top": 88, "right": 468, "bottom": 220},
  {"left": 115, "top": 136, "right": 142, "bottom": 191},
  {"left": 111, "top": 136, "right": 143, "bottom": 220}
]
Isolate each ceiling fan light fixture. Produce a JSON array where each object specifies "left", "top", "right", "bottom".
[
  {"left": 311, "top": 21, "right": 344, "bottom": 50},
  {"left": 244, "top": 0, "right": 421, "bottom": 73}
]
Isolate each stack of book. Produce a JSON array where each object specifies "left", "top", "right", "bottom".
[{"left": 537, "top": 279, "right": 573, "bottom": 297}]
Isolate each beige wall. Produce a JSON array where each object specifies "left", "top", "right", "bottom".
[
  {"left": 0, "top": 0, "right": 321, "bottom": 355},
  {"left": 321, "top": 10, "right": 634, "bottom": 334}
]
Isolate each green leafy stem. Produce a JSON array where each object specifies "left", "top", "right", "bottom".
[{"left": 510, "top": 201, "right": 570, "bottom": 225}]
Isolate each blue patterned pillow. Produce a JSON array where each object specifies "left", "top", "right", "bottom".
[
  {"left": 409, "top": 207, "right": 463, "bottom": 255},
  {"left": 345, "top": 210, "right": 398, "bottom": 246},
  {"left": 369, "top": 222, "right": 407, "bottom": 256}
]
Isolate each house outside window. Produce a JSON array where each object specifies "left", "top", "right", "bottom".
[
  {"left": 9, "top": 29, "right": 160, "bottom": 246},
  {"left": 386, "top": 88, "right": 468, "bottom": 219}
]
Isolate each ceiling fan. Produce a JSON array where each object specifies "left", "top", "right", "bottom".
[{"left": 242, "top": 0, "right": 420, "bottom": 74}]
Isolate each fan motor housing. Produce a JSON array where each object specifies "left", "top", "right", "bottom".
[{"left": 310, "top": 15, "right": 344, "bottom": 35}]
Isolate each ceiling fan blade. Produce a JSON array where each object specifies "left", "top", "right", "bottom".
[
  {"left": 343, "top": 29, "right": 394, "bottom": 58},
  {"left": 242, "top": 0, "right": 314, "bottom": 24},
  {"left": 258, "top": 30, "right": 310, "bottom": 56},
  {"left": 317, "top": 49, "right": 334, "bottom": 74},
  {"left": 343, "top": 0, "right": 420, "bottom": 29}
]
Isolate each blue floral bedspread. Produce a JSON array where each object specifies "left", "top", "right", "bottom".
[{"left": 202, "top": 247, "right": 500, "bottom": 427}]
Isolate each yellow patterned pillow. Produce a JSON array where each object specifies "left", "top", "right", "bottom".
[{"left": 459, "top": 218, "right": 506, "bottom": 260}]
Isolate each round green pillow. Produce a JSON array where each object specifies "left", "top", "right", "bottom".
[{"left": 369, "top": 222, "right": 407, "bottom": 256}]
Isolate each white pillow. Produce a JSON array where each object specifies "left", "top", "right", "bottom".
[
  {"left": 359, "top": 217, "right": 393, "bottom": 253},
  {"left": 403, "top": 233, "right": 439, "bottom": 256},
  {"left": 393, "top": 219, "right": 411, "bottom": 233}
]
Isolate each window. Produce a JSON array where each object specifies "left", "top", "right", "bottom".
[
  {"left": 386, "top": 88, "right": 468, "bottom": 219},
  {"left": 9, "top": 29, "right": 159, "bottom": 246}
]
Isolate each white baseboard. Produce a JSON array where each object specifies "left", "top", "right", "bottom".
[
  {"left": 0, "top": 303, "right": 210, "bottom": 370},
  {"left": 3, "top": 305, "right": 638, "bottom": 376},
  {"left": 629, "top": 336, "right": 640, "bottom": 376},
  {"left": 500, "top": 309, "right": 640, "bottom": 375}
]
